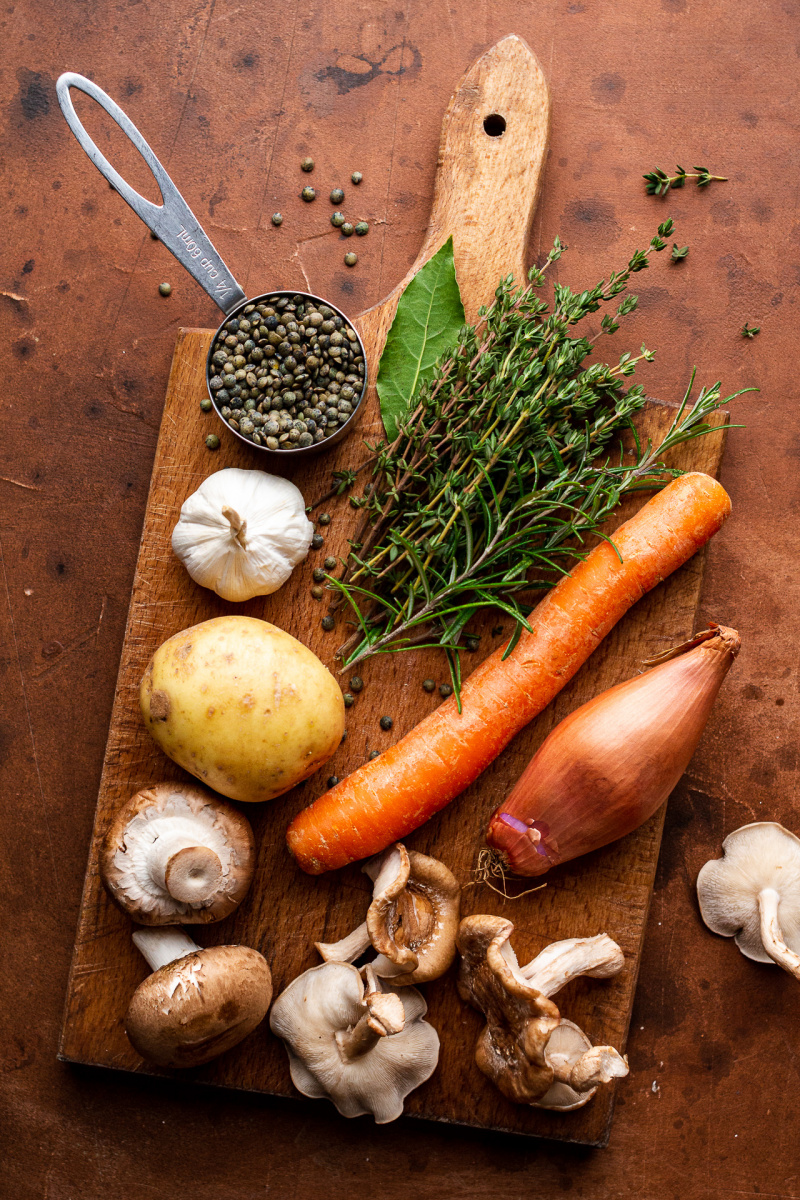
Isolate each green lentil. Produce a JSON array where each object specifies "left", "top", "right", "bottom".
[
  {"left": 344, "top": 252, "right": 358, "bottom": 267},
  {"left": 368, "top": 750, "right": 380, "bottom": 760},
  {"left": 158, "top": 282, "right": 172, "bottom": 296},
  {"left": 351, "top": 171, "right": 363, "bottom": 185},
  {"left": 205, "top": 434, "right": 220, "bottom": 450},
  {"left": 422, "top": 679, "right": 436, "bottom": 693},
  {"left": 301, "top": 157, "right": 315, "bottom": 172},
  {"left": 343, "top": 693, "right": 355, "bottom": 708},
  {"left": 313, "top": 567, "right": 326, "bottom": 582},
  {"left": 349, "top": 676, "right": 363, "bottom": 693},
  {"left": 327, "top": 775, "right": 339, "bottom": 788},
  {"left": 311, "top": 585, "right": 323, "bottom": 599},
  {"left": 341, "top": 222, "right": 354, "bottom": 237},
  {"left": 379, "top": 715, "right": 393, "bottom": 731},
  {"left": 439, "top": 683, "right": 453, "bottom": 697},
  {"left": 301, "top": 186, "right": 316, "bottom": 202},
  {"left": 312, "top": 533, "right": 324, "bottom": 550},
  {"left": 331, "top": 212, "right": 345, "bottom": 228},
  {"left": 318, "top": 513, "right": 331, "bottom": 526},
  {"left": 324, "top": 556, "right": 337, "bottom": 570},
  {"left": 355, "top": 221, "right": 369, "bottom": 236},
  {"left": 271, "top": 213, "right": 283, "bottom": 226},
  {"left": 465, "top": 636, "right": 481, "bottom": 652},
  {"left": 330, "top": 187, "right": 345, "bottom": 204},
  {"left": 200, "top": 396, "right": 213, "bottom": 412},
  {"left": 321, "top": 615, "right": 335, "bottom": 631}
]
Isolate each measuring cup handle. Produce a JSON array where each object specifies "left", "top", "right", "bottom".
[{"left": 56, "top": 72, "right": 246, "bottom": 315}]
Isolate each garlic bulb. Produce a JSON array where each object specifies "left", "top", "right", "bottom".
[{"left": 172, "top": 468, "right": 313, "bottom": 601}]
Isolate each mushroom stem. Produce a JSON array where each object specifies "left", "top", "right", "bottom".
[
  {"left": 758, "top": 887, "right": 800, "bottom": 980},
  {"left": 335, "top": 990, "right": 405, "bottom": 1061},
  {"left": 549, "top": 1044, "right": 629, "bottom": 1093},
  {"left": 164, "top": 845, "right": 224, "bottom": 904},
  {"left": 132, "top": 926, "right": 202, "bottom": 973},
  {"left": 222, "top": 505, "right": 247, "bottom": 548},
  {"left": 520, "top": 934, "right": 624, "bottom": 997},
  {"left": 316, "top": 921, "right": 372, "bottom": 964}
]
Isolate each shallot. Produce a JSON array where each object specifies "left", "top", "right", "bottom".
[{"left": 486, "top": 624, "right": 741, "bottom": 876}]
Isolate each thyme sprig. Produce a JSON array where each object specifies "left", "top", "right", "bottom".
[
  {"left": 644, "top": 165, "right": 727, "bottom": 195},
  {"left": 326, "top": 222, "right": 739, "bottom": 704}
]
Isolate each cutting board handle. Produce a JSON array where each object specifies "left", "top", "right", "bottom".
[{"left": 363, "top": 34, "right": 550, "bottom": 335}]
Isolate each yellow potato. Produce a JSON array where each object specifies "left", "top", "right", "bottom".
[{"left": 140, "top": 616, "right": 344, "bottom": 803}]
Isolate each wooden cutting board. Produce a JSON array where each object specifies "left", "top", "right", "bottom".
[{"left": 59, "top": 35, "right": 728, "bottom": 1147}]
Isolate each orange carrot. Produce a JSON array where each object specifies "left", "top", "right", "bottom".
[{"left": 287, "top": 472, "right": 731, "bottom": 874}]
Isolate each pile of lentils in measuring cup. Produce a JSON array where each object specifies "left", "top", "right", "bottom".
[{"left": 208, "top": 294, "right": 366, "bottom": 449}]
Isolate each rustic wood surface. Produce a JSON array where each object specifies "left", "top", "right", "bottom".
[{"left": 2, "top": 0, "right": 796, "bottom": 1195}]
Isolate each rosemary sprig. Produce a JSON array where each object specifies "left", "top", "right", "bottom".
[
  {"left": 644, "top": 165, "right": 727, "bottom": 195},
  {"left": 326, "top": 222, "right": 741, "bottom": 705}
]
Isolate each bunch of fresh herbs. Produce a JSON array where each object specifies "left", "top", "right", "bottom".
[{"left": 325, "top": 224, "right": 740, "bottom": 704}]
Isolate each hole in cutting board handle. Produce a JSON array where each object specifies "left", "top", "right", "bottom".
[{"left": 483, "top": 113, "right": 506, "bottom": 137}]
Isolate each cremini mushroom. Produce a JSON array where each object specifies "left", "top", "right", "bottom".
[
  {"left": 125, "top": 926, "right": 272, "bottom": 1068},
  {"left": 697, "top": 821, "right": 800, "bottom": 979},
  {"left": 100, "top": 782, "right": 255, "bottom": 924},
  {"left": 269, "top": 961, "right": 439, "bottom": 1123},
  {"left": 315, "top": 843, "right": 460, "bottom": 985},
  {"left": 456, "top": 915, "right": 628, "bottom": 1110}
]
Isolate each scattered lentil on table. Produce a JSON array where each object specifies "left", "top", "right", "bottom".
[
  {"left": 379, "top": 715, "right": 393, "bottom": 731},
  {"left": 439, "top": 684, "right": 453, "bottom": 697},
  {"left": 351, "top": 171, "right": 362, "bottom": 185},
  {"left": 301, "top": 186, "right": 316, "bottom": 202},
  {"left": 158, "top": 282, "right": 171, "bottom": 296},
  {"left": 368, "top": 750, "right": 380, "bottom": 760},
  {"left": 341, "top": 222, "right": 354, "bottom": 237},
  {"left": 344, "top": 252, "right": 357, "bottom": 267},
  {"left": 205, "top": 434, "right": 220, "bottom": 450},
  {"left": 355, "top": 221, "right": 369, "bottom": 236},
  {"left": 323, "top": 556, "right": 337, "bottom": 570},
  {"left": 327, "top": 776, "right": 339, "bottom": 788},
  {"left": 207, "top": 294, "right": 365, "bottom": 451},
  {"left": 321, "top": 616, "right": 335, "bottom": 631},
  {"left": 343, "top": 693, "right": 354, "bottom": 708},
  {"left": 311, "top": 585, "right": 323, "bottom": 599},
  {"left": 330, "top": 188, "right": 344, "bottom": 204},
  {"left": 349, "top": 676, "right": 363, "bottom": 693},
  {"left": 312, "top": 533, "right": 324, "bottom": 549},
  {"left": 331, "top": 212, "right": 345, "bottom": 228},
  {"left": 271, "top": 213, "right": 283, "bottom": 226},
  {"left": 200, "top": 396, "right": 212, "bottom": 412},
  {"left": 318, "top": 513, "right": 331, "bottom": 526},
  {"left": 301, "top": 157, "right": 314, "bottom": 172},
  {"left": 313, "top": 568, "right": 326, "bottom": 582},
  {"left": 422, "top": 678, "right": 436, "bottom": 693}
]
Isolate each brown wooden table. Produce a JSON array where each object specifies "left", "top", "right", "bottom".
[{"left": 2, "top": 2, "right": 797, "bottom": 1196}]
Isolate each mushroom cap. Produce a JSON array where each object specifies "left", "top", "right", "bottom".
[
  {"left": 125, "top": 944, "right": 272, "bottom": 1068},
  {"left": 100, "top": 783, "right": 255, "bottom": 924},
  {"left": 269, "top": 960, "right": 439, "bottom": 1124},
  {"left": 537, "top": 1020, "right": 629, "bottom": 1111},
  {"left": 697, "top": 822, "right": 800, "bottom": 963},
  {"left": 364, "top": 844, "right": 461, "bottom": 985},
  {"left": 457, "top": 914, "right": 560, "bottom": 1105}
]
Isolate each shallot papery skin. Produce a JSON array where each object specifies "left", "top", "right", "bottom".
[{"left": 486, "top": 625, "right": 740, "bottom": 876}]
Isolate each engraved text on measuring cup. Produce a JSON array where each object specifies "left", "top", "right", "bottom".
[{"left": 176, "top": 226, "right": 233, "bottom": 298}]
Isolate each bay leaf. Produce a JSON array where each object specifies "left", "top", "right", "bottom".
[{"left": 377, "top": 236, "right": 465, "bottom": 441}]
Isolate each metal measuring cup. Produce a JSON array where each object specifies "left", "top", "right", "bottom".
[{"left": 56, "top": 73, "right": 367, "bottom": 461}]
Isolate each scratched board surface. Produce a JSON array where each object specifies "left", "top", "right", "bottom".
[{"left": 57, "top": 37, "right": 730, "bottom": 1147}]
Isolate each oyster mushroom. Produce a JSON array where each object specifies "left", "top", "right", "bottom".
[
  {"left": 456, "top": 915, "right": 628, "bottom": 1110},
  {"left": 100, "top": 782, "right": 255, "bottom": 924},
  {"left": 269, "top": 961, "right": 439, "bottom": 1123},
  {"left": 126, "top": 926, "right": 272, "bottom": 1068},
  {"left": 697, "top": 821, "right": 800, "bottom": 979},
  {"left": 315, "top": 843, "right": 460, "bottom": 985}
]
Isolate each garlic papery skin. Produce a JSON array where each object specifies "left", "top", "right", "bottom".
[{"left": 172, "top": 468, "right": 313, "bottom": 602}]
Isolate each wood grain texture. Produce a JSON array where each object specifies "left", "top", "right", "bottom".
[{"left": 57, "top": 37, "right": 728, "bottom": 1144}]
